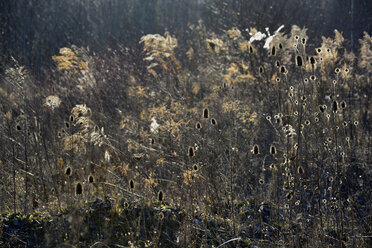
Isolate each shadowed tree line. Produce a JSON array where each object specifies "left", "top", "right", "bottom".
[{"left": 1, "top": 0, "right": 371, "bottom": 75}]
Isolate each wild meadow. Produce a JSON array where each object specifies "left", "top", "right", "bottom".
[{"left": 0, "top": 6, "right": 371, "bottom": 248}]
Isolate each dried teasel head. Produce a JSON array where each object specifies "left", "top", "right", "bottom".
[
  {"left": 88, "top": 175, "right": 94, "bottom": 183},
  {"left": 296, "top": 55, "right": 303, "bottom": 67},
  {"left": 129, "top": 179, "right": 135, "bottom": 189},
  {"left": 65, "top": 167, "right": 72, "bottom": 176},
  {"left": 252, "top": 144, "right": 260, "bottom": 155},
  {"left": 158, "top": 191, "right": 164, "bottom": 202},
  {"left": 188, "top": 147, "right": 195, "bottom": 157},
  {"left": 270, "top": 145, "right": 277, "bottom": 155},
  {"left": 195, "top": 122, "right": 202, "bottom": 130},
  {"left": 332, "top": 100, "right": 338, "bottom": 113},
  {"left": 75, "top": 182, "right": 83, "bottom": 195}
]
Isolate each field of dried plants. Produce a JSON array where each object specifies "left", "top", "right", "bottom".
[{"left": 0, "top": 20, "right": 371, "bottom": 247}]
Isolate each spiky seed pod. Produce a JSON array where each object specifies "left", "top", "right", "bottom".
[
  {"left": 310, "top": 75, "right": 316, "bottom": 81},
  {"left": 88, "top": 175, "right": 94, "bottom": 183},
  {"left": 340, "top": 101, "right": 347, "bottom": 109},
  {"left": 65, "top": 167, "right": 72, "bottom": 176},
  {"left": 203, "top": 108, "right": 209, "bottom": 119},
  {"left": 158, "top": 191, "right": 164, "bottom": 202},
  {"left": 332, "top": 100, "right": 338, "bottom": 113},
  {"left": 188, "top": 147, "right": 195, "bottom": 157},
  {"left": 252, "top": 144, "right": 259, "bottom": 155},
  {"left": 129, "top": 179, "right": 135, "bottom": 189},
  {"left": 286, "top": 192, "right": 294, "bottom": 200},
  {"left": 196, "top": 122, "right": 202, "bottom": 129},
  {"left": 15, "top": 123, "right": 21, "bottom": 131},
  {"left": 75, "top": 182, "right": 83, "bottom": 195},
  {"left": 309, "top": 56, "right": 316, "bottom": 65},
  {"left": 296, "top": 55, "right": 303, "bottom": 67},
  {"left": 271, "top": 46, "right": 276, "bottom": 56},
  {"left": 270, "top": 145, "right": 277, "bottom": 155}
]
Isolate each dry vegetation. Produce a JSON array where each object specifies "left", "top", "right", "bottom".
[{"left": 0, "top": 22, "right": 371, "bottom": 247}]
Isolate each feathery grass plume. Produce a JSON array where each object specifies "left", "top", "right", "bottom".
[
  {"left": 63, "top": 134, "right": 87, "bottom": 154},
  {"left": 75, "top": 182, "right": 83, "bottom": 195},
  {"left": 290, "top": 25, "right": 308, "bottom": 45},
  {"left": 140, "top": 32, "right": 179, "bottom": 72},
  {"left": 358, "top": 32, "right": 372, "bottom": 70},
  {"left": 226, "top": 27, "right": 241, "bottom": 40},
  {"left": 52, "top": 47, "right": 89, "bottom": 71},
  {"left": 206, "top": 38, "right": 224, "bottom": 53}
]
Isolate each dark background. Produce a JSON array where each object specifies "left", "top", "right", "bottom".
[{"left": 1, "top": 0, "right": 371, "bottom": 74}]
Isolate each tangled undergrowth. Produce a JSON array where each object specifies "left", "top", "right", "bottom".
[{"left": 0, "top": 21, "right": 371, "bottom": 247}]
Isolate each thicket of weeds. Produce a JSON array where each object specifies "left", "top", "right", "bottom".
[{"left": 0, "top": 21, "right": 371, "bottom": 247}]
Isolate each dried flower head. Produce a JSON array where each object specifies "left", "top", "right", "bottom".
[
  {"left": 44, "top": 95, "right": 61, "bottom": 110},
  {"left": 226, "top": 27, "right": 242, "bottom": 40}
]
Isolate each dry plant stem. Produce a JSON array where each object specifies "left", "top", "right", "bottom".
[
  {"left": 42, "top": 133, "right": 62, "bottom": 213},
  {"left": 8, "top": 118, "right": 17, "bottom": 214},
  {"left": 23, "top": 119, "right": 29, "bottom": 213}
]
